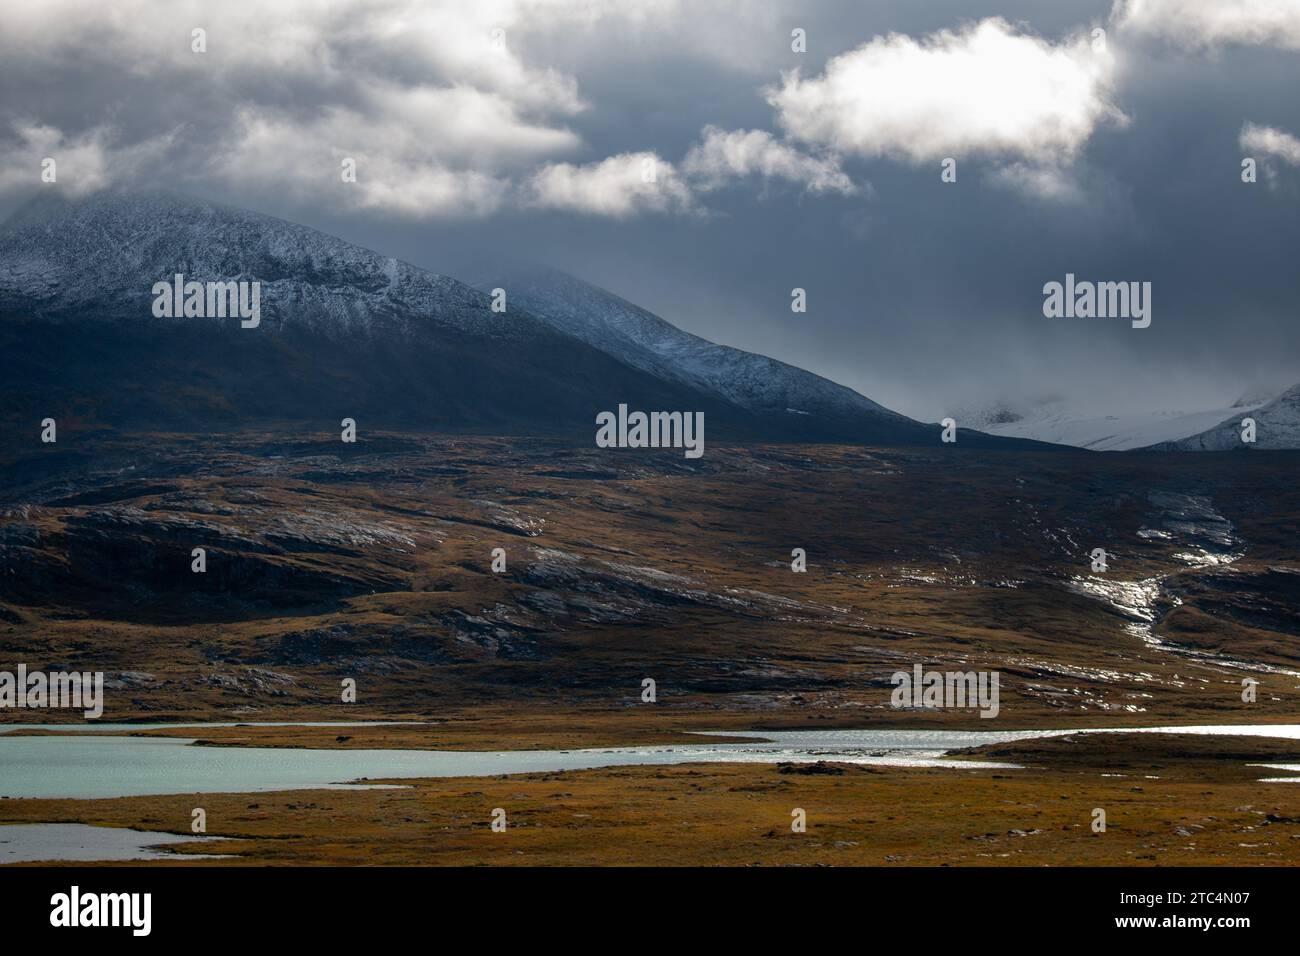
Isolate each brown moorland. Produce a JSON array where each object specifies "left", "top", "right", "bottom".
[{"left": 2, "top": 432, "right": 1299, "bottom": 865}]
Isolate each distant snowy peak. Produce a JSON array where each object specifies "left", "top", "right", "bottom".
[
  {"left": 1146, "top": 384, "right": 1300, "bottom": 451},
  {"left": 964, "top": 396, "right": 1277, "bottom": 451},
  {"left": 0, "top": 191, "right": 521, "bottom": 339},
  {"left": 476, "top": 265, "right": 916, "bottom": 428}
]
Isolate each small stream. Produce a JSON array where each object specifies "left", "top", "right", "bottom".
[{"left": 1067, "top": 491, "right": 1300, "bottom": 675}]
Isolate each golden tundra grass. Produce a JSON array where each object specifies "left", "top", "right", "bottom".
[{"left": 3, "top": 731, "right": 1299, "bottom": 866}]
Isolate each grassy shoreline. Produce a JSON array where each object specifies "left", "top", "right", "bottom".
[{"left": 4, "top": 727, "right": 1300, "bottom": 866}]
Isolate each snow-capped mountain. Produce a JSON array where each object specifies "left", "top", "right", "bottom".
[
  {"left": 0, "top": 191, "right": 507, "bottom": 337},
  {"left": 1144, "top": 384, "right": 1300, "bottom": 450},
  {"left": 0, "top": 191, "right": 747, "bottom": 434},
  {"left": 963, "top": 396, "right": 1275, "bottom": 451},
  {"left": 2, "top": 191, "right": 994, "bottom": 446}
]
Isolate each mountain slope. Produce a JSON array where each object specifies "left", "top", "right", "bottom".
[
  {"left": 0, "top": 192, "right": 761, "bottom": 436},
  {"left": 471, "top": 265, "right": 971, "bottom": 445},
  {"left": 0, "top": 191, "right": 1046, "bottom": 448},
  {"left": 1146, "top": 384, "right": 1300, "bottom": 451}
]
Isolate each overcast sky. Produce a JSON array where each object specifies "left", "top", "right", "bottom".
[{"left": 2, "top": 0, "right": 1298, "bottom": 420}]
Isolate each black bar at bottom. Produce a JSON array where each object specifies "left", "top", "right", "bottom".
[{"left": 0, "top": 866, "right": 1276, "bottom": 941}]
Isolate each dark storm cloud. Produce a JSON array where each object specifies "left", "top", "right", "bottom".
[{"left": 1, "top": 0, "right": 1297, "bottom": 419}]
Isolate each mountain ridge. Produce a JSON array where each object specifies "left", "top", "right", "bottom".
[
  {"left": 1144, "top": 384, "right": 1300, "bottom": 451},
  {"left": 0, "top": 191, "right": 1041, "bottom": 448},
  {"left": 469, "top": 264, "right": 917, "bottom": 435},
  {"left": 0, "top": 190, "right": 758, "bottom": 437}
]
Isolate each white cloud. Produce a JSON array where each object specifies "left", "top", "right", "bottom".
[
  {"left": 1240, "top": 121, "right": 1300, "bottom": 188},
  {"left": 0, "top": 3, "right": 1140, "bottom": 217},
  {"left": 766, "top": 18, "right": 1124, "bottom": 167},
  {"left": 985, "top": 162, "right": 1087, "bottom": 203},
  {"left": 0, "top": 122, "right": 176, "bottom": 198},
  {"left": 682, "top": 126, "right": 859, "bottom": 195},
  {"left": 0, "top": 0, "right": 590, "bottom": 112},
  {"left": 0, "top": 0, "right": 604, "bottom": 217},
  {"left": 0, "top": 0, "right": 811, "bottom": 219},
  {"left": 209, "top": 75, "right": 583, "bottom": 218},
  {"left": 1240, "top": 122, "right": 1300, "bottom": 164},
  {"left": 1113, "top": 0, "right": 1300, "bottom": 50},
  {"left": 212, "top": 107, "right": 511, "bottom": 219},
  {"left": 518, "top": 124, "right": 859, "bottom": 218},
  {"left": 354, "top": 83, "right": 583, "bottom": 166},
  {"left": 527, "top": 152, "right": 696, "bottom": 217}
]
